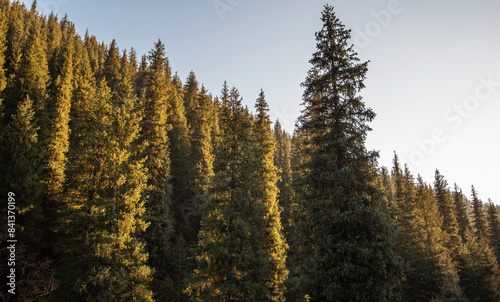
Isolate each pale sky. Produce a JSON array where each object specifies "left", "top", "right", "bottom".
[{"left": 25, "top": 0, "right": 500, "bottom": 203}]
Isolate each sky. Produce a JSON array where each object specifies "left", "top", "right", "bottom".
[{"left": 24, "top": 0, "right": 500, "bottom": 203}]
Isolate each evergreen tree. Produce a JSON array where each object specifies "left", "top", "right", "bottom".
[
  {"left": 471, "top": 186, "right": 488, "bottom": 239},
  {"left": 102, "top": 39, "right": 121, "bottom": 95},
  {"left": 2, "top": 96, "right": 43, "bottom": 247},
  {"left": 60, "top": 79, "right": 153, "bottom": 301},
  {"left": 414, "top": 176, "right": 463, "bottom": 301},
  {"left": 459, "top": 229, "right": 500, "bottom": 302},
  {"left": 486, "top": 200, "right": 500, "bottom": 261},
  {"left": 187, "top": 85, "right": 280, "bottom": 300},
  {"left": 274, "top": 120, "right": 293, "bottom": 232},
  {"left": 42, "top": 33, "right": 73, "bottom": 254},
  {"left": 434, "top": 170, "right": 461, "bottom": 256},
  {"left": 254, "top": 90, "right": 288, "bottom": 301},
  {"left": 452, "top": 184, "right": 471, "bottom": 241},
  {"left": 141, "top": 39, "right": 174, "bottom": 297},
  {"left": 293, "top": 5, "right": 402, "bottom": 301}
]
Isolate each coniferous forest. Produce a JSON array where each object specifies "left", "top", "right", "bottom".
[{"left": 1, "top": 1, "right": 500, "bottom": 301}]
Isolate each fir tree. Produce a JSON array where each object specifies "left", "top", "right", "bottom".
[
  {"left": 2, "top": 96, "right": 43, "bottom": 247},
  {"left": 42, "top": 33, "right": 73, "bottom": 255},
  {"left": 434, "top": 170, "right": 461, "bottom": 256},
  {"left": 141, "top": 39, "right": 174, "bottom": 297},
  {"left": 486, "top": 200, "right": 500, "bottom": 261},
  {"left": 452, "top": 184, "right": 471, "bottom": 241},
  {"left": 274, "top": 120, "right": 293, "bottom": 232},
  {"left": 60, "top": 79, "right": 153, "bottom": 301},
  {"left": 294, "top": 5, "right": 402, "bottom": 301},
  {"left": 459, "top": 229, "right": 500, "bottom": 302},
  {"left": 187, "top": 85, "right": 281, "bottom": 300},
  {"left": 471, "top": 186, "right": 488, "bottom": 239},
  {"left": 254, "top": 90, "right": 288, "bottom": 301}
]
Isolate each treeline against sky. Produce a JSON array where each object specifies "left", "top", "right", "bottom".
[{"left": 0, "top": 1, "right": 499, "bottom": 301}]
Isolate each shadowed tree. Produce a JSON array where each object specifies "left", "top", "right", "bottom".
[{"left": 293, "top": 5, "right": 402, "bottom": 301}]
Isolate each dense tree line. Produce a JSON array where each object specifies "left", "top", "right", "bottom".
[{"left": 1, "top": 2, "right": 499, "bottom": 301}]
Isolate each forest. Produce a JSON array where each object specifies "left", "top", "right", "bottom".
[{"left": 0, "top": 1, "right": 499, "bottom": 301}]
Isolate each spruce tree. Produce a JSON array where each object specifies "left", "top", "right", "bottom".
[
  {"left": 2, "top": 96, "right": 43, "bottom": 247},
  {"left": 140, "top": 39, "right": 174, "bottom": 297},
  {"left": 294, "top": 5, "right": 402, "bottom": 301},
  {"left": 254, "top": 90, "right": 288, "bottom": 301},
  {"left": 60, "top": 79, "right": 153, "bottom": 301},
  {"left": 187, "top": 84, "right": 281, "bottom": 300},
  {"left": 486, "top": 200, "right": 500, "bottom": 261},
  {"left": 274, "top": 120, "right": 293, "bottom": 232},
  {"left": 471, "top": 186, "right": 488, "bottom": 239},
  {"left": 42, "top": 33, "right": 73, "bottom": 254},
  {"left": 434, "top": 170, "right": 461, "bottom": 256},
  {"left": 452, "top": 184, "right": 471, "bottom": 241},
  {"left": 459, "top": 229, "right": 500, "bottom": 302}
]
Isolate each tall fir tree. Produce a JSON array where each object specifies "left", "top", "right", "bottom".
[
  {"left": 60, "top": 79, "right": 153, "bottom": 301},
  {"left": 293, "top": 5, "right": 402, "bottom": 301},
  {"left": 452, "top": 184, "right": 471, "bottom": 241},
  {"left": 274, "top": 120, "right": 293, "bottom": 233},
  {"left": 471, "top": 186, "right": 488, "bottom": 239},
  {"left": 459, "top": 229, "right": 500, "bottom": 302},
  {"left": 486, "top": 200, "right": 500, "bottom": 262},
  {"left": 140, "top": 39, "right": 174, "bottom": 298},
  {"left": 434, "top": 170, "right": 461, "bottom": 257},
  {"left": 42, "top": 32, "right": 73, "bottom": 254},
  {"left": 254, "top": 90, "right": 288, "bottom": 301},
  {"left": 2, "top": 96, "right": 43, "bottom": 247},
  {"left": 187, "top": 84, "right": 283, "bottom": 300}
]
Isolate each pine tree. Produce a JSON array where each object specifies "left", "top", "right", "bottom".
[
  {"left": 2, "top": 96, "right": 43, "bottom": 247},
  {"left": 486, "top": 200, "right": 500, "bottom": 261},
  {"left": 140, "top": 39, "right": 174, "bottom": 297},
  {"left": 414, "top": 176, "right": 463, "bottom": 301},
  {"left": 452, "top": 184, "right": 471, "bottom": 241},
  {"left": 274, "top": 120, "right": 293, "bottom": 233},
  {"left": 293, "top": 5, "right": 402, "bottom": 301},
  {"left": 459, "top": 229, "right": 500, "bottom": 302},
  {"left": 60, "top": 79, "right": 153, "bottom": 301},
  {"left": 434, "top": 170, "right": 461, "bottom": 256},
  {"left": 253, "top": 89, "right": 288, "bottom": 301},
  {"left": 42, "top": 32, "right": 73, "bottom": 254},
  {"left": 187, "top": 84, "right": 280, "bottom": 300},
  {"left": 102, "top": 39, "right": 121, "bottom": 95},
  {"left": 471, "top": 186, "right": 488, "bottom": 239}
]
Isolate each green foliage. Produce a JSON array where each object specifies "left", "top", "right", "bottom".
[
  {"left": 141, "top": 39, "right": 174, "bottom": 299},
  {"left": 486, "top": 200, "right": 500, "bottom": 262},
  {"left": 459, "top": 229, "right": 500, "bottom": 302},
  {"left": 471, "top": 186, "right": 488, "bottom": 239},
  {"left": 452, "top": 184, "right": 472, "bottom": 242},
  {"left": 60, "top": 79, "right": 153, "bottom": 301},
  {"left": 434, "top": 170, "right": 461, "bottom": 257},
  {"left": 294, "top": 5, "right": 402, "bottom": 301}
]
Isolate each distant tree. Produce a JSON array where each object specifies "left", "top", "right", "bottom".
[
  {"left": 293, "top": 5, "right": 402, "bottom": 301},
  {"left": 459, "top": 229, "right": 500, "bottom": 302},
  {"left": 140, "top": 40, "right": 174, "bottom": 298},
  {"left": 274, "top": 120, "right": 293, "bottom": 232},
  {"left": 486, "top": 200, "right": 500, "bottom": 261},
  {"left": 434, "top": 170, "right": 461, "bottom": 256},
  {"left": 471, "top": 186, "right": 488, "bottom": 239},
  {"left": 452, "top": 184, "right": 472, "bottom": 241}
]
